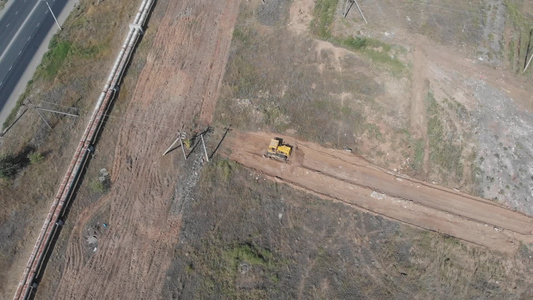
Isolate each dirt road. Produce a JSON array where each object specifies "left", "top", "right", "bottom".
[
  {"left": 225, "top": 131, "right": 533, "bottom": 253},
  {"left": 47, "top": 0, "right": 238, "bottom": 298},
  {"left": 410, "top": 41, "right": 430, "bottom": 176}
]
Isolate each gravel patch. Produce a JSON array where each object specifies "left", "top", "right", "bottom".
[{"left": 470, "top": 79, "right": 533, "bottom": 215}]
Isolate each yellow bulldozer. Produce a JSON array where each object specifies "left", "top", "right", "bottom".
[{"left": 266, "top": 137, "right": 292, "bottom": 161}]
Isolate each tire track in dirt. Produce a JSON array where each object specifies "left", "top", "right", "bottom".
[
  {"left": 223, "top": 131, "right": 533, "bottom": 253},
  {"left": 51, "top": 0, "right": 239, "bottom": 298}
]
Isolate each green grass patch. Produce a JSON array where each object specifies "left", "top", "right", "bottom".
[
  {"left": 310, "top": 0, "right": 406, "bottom": 75},
  {"left": 504, "top": 0, "right": 533, "bottom": 73},
  {"left": 229, "top": 55, "right": 258, "bottom": 98},
  {"left": 508, "top": 39, "right": 515, "bottom": 67},
  {"left": 38, "top": 36, "right": 73, "bottom": 79},
  {"left": 427, "top": 92, "right": 464, "bottom": 180},
  {"left": 89, "top": 180, "right": 105, "bottom": 193},
  {"left": 505, "top": 0, "right": 525, "bottom": 28},
  {"left": 27, "top": 152, "right": 44, "bottom": 164},
  {"left": 336, "top": 36, "right": 406, "bottom": 75},
  {"left": 341, "top": 36, "right": 367, "bottom": 50},
  {"left": 362, "top": 47, "right": 405, "bottom": 75},
  {"left": 310, "top": 0, "right": 338, "bottom": 39},
  {"left": 224, "top": 243, "right": 275, "bottom": 269},
  {"left": 38, "top": 34, "right": 110, "bottom": 80},
  {"left": 411, "top": 138, "right": 425, "bottom": 171},
  {"left": 364, "top": 123, "right": 383, "bottom": 141},
  {"left": 215, "top": 159, "right": 236, "bottom": 181},
  {"left": 232, "top": 26, "right": 255, "bottom": 46},
  {"left": 186, "top": 239, "right": 282, "bottom": 298}
]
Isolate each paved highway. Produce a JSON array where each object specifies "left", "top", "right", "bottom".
[
  {"left": 0, "top": 0, "right": 40, "bottom": 56},
  {"left": 0, "top": 0, "right": 70, "bottom": 125}
]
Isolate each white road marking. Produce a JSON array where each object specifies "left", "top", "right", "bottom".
[
  {"left": 36, "top": 22, "right": 40, "bottom": 27},
  {"left": 15, "top": 10, "right": 19, "bottom": 15},
  {"left": 18, "top": 50, "right": 22, "bottom": 56},
  {"left": 9, "top": 65, "right": 12, "bottom": 71},
  {"left": 6, "top": 23, "right": 9, "bottom": 28}
]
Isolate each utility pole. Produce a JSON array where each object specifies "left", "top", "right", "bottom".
[
  {"left": 523, "top": 52, "right": 533, "bottom": 73},
  {"left": 35, "top": 108, "right": 52, "bottom": 130},
  {"left": 200, "top": 134, "right": 209, "bottom": 162},
  {"left": 42, "top": 0, "right": 62, "bottom": 31},
  {"left": 178, "top": 136, "right": 187, "bottom": 160},
  {"left": 25, "top": 99, "right": 78, "bottom": 130},
  {"left": 354, "top": 0, "right": 368, "bottom": 24},
  {"left": 163, "top": 132, "right": 187, "bottom": 160},
  {"left": 343, "top": 0, "right": 355, "bottom": 18},
  {"left": 35, "top": 107, "right": 79, "bottom": 117},
  {"left": 210, "top": 126, "right": 231, "bottom": 159},
  {"left": 1, "top": 100, "right": 77, "bottom": 137},
  {"left": 0, "top": 108, "right": 29, "bottom": 137}
]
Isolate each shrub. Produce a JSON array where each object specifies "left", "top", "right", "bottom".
[
  {"left": 0, "top": 154, "right": 22, "bottom": 179},
  {"left": 38, "top": 35, "right": 73, "bottom": 79},
  {"left": 28, "top": 152, "right": 44, "bottom": 164},
  {"left": 89, "top": 179, "right": 107, "bottom": 193},
  {"left": 342, "top": 36, "right": 367, "bottom": 50}
]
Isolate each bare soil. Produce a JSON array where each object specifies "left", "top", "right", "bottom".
[{"left": 223, "top": 131, "right": 533, "bottom": 253}]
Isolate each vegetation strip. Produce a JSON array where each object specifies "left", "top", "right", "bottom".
[{"left": 310, "top": 0, "right": 405, "bottom": 75}]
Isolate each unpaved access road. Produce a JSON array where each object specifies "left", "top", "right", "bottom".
[{"left": 224, "top": 131, "right": 533, "bottom": 253}]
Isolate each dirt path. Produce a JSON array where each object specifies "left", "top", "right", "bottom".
[
  {"left": 411, "top": 41, "right": 430, "bottom": 176},
  {"left": 50, "top": 0, "right": 238, "bottom": 298},
  {"left": 288, "top": 0, "right": 314, "bottom": 35},
  {"left": 412, "top": 34, "right": 533, "bottom": 111},
  {"left": 224, "top": 131, "right": 533, "bottom": 253}
]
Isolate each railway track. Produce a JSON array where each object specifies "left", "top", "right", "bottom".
[{"left": 13, "top": 1, "right": 154, "bottom": 298}]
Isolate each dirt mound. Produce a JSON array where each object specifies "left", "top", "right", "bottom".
[{"left": 223, "top": 131, "right": 533, "bottom": 253}]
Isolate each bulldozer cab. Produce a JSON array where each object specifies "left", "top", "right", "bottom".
[
  {"left": 268, "top": 138, "right": 282, "bottom": 153},
  {"left": 266, "top": 137, "right": 292, "bottom": 160}
]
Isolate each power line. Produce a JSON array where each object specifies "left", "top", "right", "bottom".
[{"left": 31, "top": 99, "right": 181, "bottom": 132}]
